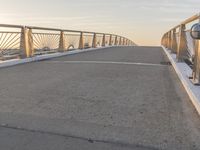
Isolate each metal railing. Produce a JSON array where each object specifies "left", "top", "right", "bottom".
[
  {"left": 161, "top": 13, "right": 200, "bottom": 85},
  {"left": 0, "top": 24, "right": 135, "bottom": 60}
]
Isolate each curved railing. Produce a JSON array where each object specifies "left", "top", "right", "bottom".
[
  {"left": 0, "top": 24, "right": 135, "bottom": 60},
  {"left": 161, "top": 13, "right": 200, "bottom": 84}
]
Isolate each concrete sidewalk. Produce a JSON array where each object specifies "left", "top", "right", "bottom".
[{"left": 0, "top": 46, "right": 199, "bottom": 150}]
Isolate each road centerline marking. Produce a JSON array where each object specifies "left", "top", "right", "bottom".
[{"left": 45, "top": 61, "right": 166, "bottom": 67}]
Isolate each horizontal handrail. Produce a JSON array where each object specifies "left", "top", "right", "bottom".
[
  {"left": 0, "top": 24, "right": 23, "bottom": 28},
  {"left": 27, "top": 26, "right": 62, "bottom": 31},
  {"left": 168, "top": 13, "right": 200, "bottom": 31},
  {"left": 181, "top": 13, "right": 200, "bottom": 25},
  {"left": 27, "top": 26, "right": 118, "bottom": 36},
  {"left": 0, "top": 24, "right": 132, "bottom": 42}
]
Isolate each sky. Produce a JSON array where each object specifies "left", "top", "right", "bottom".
[{"left": 0, "top": 0, "right": 199, "bottom": 46}]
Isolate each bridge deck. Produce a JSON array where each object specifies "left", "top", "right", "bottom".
[{"left": 0, "top": 46, "right": 200, "bottom": 150}]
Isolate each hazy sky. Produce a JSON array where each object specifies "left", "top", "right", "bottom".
[{"left": 0, "top": 0, "right": 199, "bottom": 45}]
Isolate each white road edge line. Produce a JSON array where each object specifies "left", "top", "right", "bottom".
[
  {"left": 47, "top": 61, "right": 165, "bottom": 67},
  {"left": 162, "top": 46, "right": 200, "bottom": 115}
]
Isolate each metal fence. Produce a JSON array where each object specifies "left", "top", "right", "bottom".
[
  {"left": 161, "top": 13, "right": 200, "bottom": 85},
  {"left": 0, "top": 24, "right": 134, "bottom": 61}
]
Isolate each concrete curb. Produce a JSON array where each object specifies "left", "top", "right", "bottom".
[
  {"left": 0, "top": 46, "right": 124, "bottom": 68},
  {"left": 162, "top": 46, "right": 200, "bottom": 115}
]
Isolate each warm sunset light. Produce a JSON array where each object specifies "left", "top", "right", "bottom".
[
  {"left": 0, "top": 0, "right": 199, "bottom": 46},
  {"left": 0, "top": 1, "right": 200, "bottom": 150}
]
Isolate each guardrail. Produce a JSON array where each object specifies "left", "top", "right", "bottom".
[
  {"left": 0, "top": 24, "right": 135, "bottom": 61},
  {"left": 161, "top": 13, "right": 200, "bottom": 85}
]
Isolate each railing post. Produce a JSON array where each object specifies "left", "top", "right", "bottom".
[
  {"left": 192, "top": 40, "right": 200, "bottom": 84},
  {"left": 163, "top": 34, "right": 166, "bottom": 46},
  {"left": 164, "top": 34, "right": 168, "bottom": 47},
  {"left": 171, "top": 29, "right": 178, "bottom": 53},
  {"left": 167, "top": 31, "right": 172, "bottom": 49},
  {"left": 79, "top": 32, "right": 84, "bottom": 49},
  {"left": 92, "top": 33, "right": 97, "bottom": 48},
  {"left": 102, "top": 34, "right": 105, "bottom": 47},
  {"left": 192, "top": 15, "right": 200, "bottom": 84},
  {"left": 177, "top": 24, "right": 188, "bottom": 61},
  {"left": 59, "top": 31, "right": 66, "bottom": 52},
  {"left": 20, "top": 27, "right": 34, "bottom": 58},
  {"left": 20, "top": 27, "right": 27, "bottom": 58},
  {"left": 28, "top": 29, "right": 34, "bottom": 56},
  {"left": 161, "top": 35, "right": 164, "bottom": 46},
  {"left": 114, "top": 36, "right": 118, "bottom": 45},
  {"left": 161, "top": 33, "right": 167, "bottom": 47},
  {"left": 165, "top": 33, "right": 168, "bottom": 47},
  {"left": 170, "top": 30, "right": 173, "bottom": 50},
  {"left": 126, "top": 39, "right": 128, "bottom": 45},
  {"left": 119, "top": 37, "right": 122, "bottom": 45},
  {"left": 170, "top": 31, "right": 173, "bottom": 49},
  {"left": 109, "top": 34, "right": 112, "bottom": 46}
]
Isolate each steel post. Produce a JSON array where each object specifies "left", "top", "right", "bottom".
[
  {"left": 92, "top": 33, "right": 97, "bottom": 48},
  {"left": 176, "top": 24, "right": 188, "bottom": 61},
  {"left": 20, "top": 27, "right": 33, "bottom": 58},
  {"left": 102, "top": 34, "right": 106, "bottom": 47},
  {"left": 79, "top": 32, "right": 84, "bottom": 49},
  {"left": 59, "top": 31, "right": 66, "bottom": 52}
]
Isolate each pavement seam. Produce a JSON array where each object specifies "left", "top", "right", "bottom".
[
  {"left": 0, "top": 124, "right": 127, "bottom": 146},
  {"left": 0, "top": 124, "right": 159, "bottom": 150}
]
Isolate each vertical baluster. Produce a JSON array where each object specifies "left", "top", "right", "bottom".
[
  {"left": 79, "top": 32, "right": 84, "bottom": 49},
  {"left": 171, "top": 29, "right": 178, "bottom": 53},
  {"left": 102, "top": 34, "right": 105, "bottom": 47},
  {"left": 59, "top": 31, "right": 65, "bottom": 52},
  {"left": 20, "top": 27, "right": 33, "bottom": 58},
  {"left": 109, "top": 34, "right": 112, "bottom": 46},
  {"left": 92, "top": 33, "right": 97, "bottom": 48},
  {"left": 192, "top": 17, "right": 200, "bottom": 84},
  {"left": 177, "top": 24, "right": 188, "bottom": 61},
  {"left": 114, "top": 36, "right": 118, "bottom": 46},
  {"left": 119, "top": 37, "right": 122, "bottom": 45},
  {"left": 28, "top": 28, "right": 34, "bottom": 56}
]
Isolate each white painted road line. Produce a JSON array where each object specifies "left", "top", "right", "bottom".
[
  {"left": 46, "top": 61, "right": 166, "bottom": 67},
  {"left": 0, "top": 46, "right": 118, "bottom": 68}
]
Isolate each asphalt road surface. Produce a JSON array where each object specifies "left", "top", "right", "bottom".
[{"left": 0, "top": 46, "right": 200, "bottom": 150}]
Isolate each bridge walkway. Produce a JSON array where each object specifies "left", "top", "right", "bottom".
[{"left": 0, "top": 46, "right": 200, "bottom": 150}]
